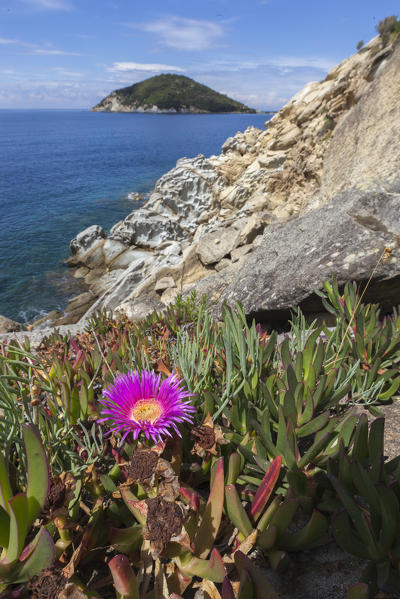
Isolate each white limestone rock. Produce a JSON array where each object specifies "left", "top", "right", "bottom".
[
  {"left": 145, "top": 154, "right": 226, "bottom": 230},
  {"left": 114, "top": 295, "right": 166, "bottom": 323},
  {"left": 231, "top": 244, "right": 253, "bottom": 262},
  {"left": 160, "top": 287, "right": 179, "bottom": 304},
  {"left": 108, "top": 248, "right": 151, "bottom": 271},
  {"left": 102, "top": 239, "right": 130, "bottom": 267},
  {"left": 110, "top": 210, "right": 185, "bottom": 249},
  {"left": 196, "top": 225, "right": 241, "bottom": 265},
  {"left": 155, "top": 276, "right": 176, "bottom": 292},
  {"left": 70, "top": 225, "right": 106, "bottom": 255}
]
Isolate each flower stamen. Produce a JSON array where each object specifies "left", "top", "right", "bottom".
[{"left": 130, "top": 398, "right": 163, "bottom": 424}]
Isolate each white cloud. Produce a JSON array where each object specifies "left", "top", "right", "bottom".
[
  {"left": 20, "top": 0, "right": 73, "bottom": 10},
  {"left": 198, "top": 59, "right": 334, "bottom": 111},
  {"left": 52, "top": 67, "right": 84, "bottom": 77},
  {"left": 0, "top": 79, "right": 99, "bottom": 108},
  {"left": 131, "top": 16, "right": 225, "bottom": 51},
  {"left": 30, "top": 47, "right": 81, "bottom": 55},
  {"left": 0, "top": 36, "right": 81, "bottom": 55},
  {"left": 0, "top": 38, "right": 19, "bottom": 44},
  {"left": 206, "top": 56, "right": 336, "bottom": 73},
  {"left": 109, "top": 62, "right": 184, "bottom": 73},
  {"left": 267, "top": 56, "right": 336, "bottom": 71}
]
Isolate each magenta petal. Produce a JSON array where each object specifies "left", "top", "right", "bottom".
[{"left": 99, "top": 369, "right": 195, "bottom": 444}]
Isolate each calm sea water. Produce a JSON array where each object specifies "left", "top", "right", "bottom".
[{"left": 0, "top": 110, "right": 269, "bottom": 322}]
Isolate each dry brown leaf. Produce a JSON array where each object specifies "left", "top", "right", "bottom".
[{"left": 200, "top": 579, "right": 222, "bottom": 599}]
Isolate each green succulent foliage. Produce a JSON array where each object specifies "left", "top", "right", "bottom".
[
  {"left": 0, "top": 425, "right": 54, "bottom": 591},
  {"left": 346, "top": 583, "right": 369, "bottom": 599},
  {"left": 317, "top": 276, "right": 400, "bottom": 410},
  {"left": 206, "top": 303, "right": 277, "bottom": 433},
  {"left": 1, "top": 276, "right": 400, "bottom": 597},
  {"left": 328, "top": 416, "right": 400, "bottom": 594},
  {"left": 223, "top": 454, "right": 328, "bottom": 567},
  {"left": 171, "top": 300, "right": 219, "bottom": 398},
  {"left": 131, "top": 290, "right": 202, "bottom": 336},
  {"left": 227, "top": 551, "right": 279, "bottom": 599}
]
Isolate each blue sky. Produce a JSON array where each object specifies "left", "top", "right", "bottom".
[{"left": 0, "top": 0, "right": 398, "bottom": 110}]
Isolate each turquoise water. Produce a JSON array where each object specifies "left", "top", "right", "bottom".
[{"left": 0, "top": 110, "right": 269, "bottom": 321}]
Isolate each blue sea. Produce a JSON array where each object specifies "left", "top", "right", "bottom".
[{"left": 0, "top": 110, "right": 269, "bottom": 322}]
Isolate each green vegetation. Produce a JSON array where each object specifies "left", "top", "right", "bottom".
[
  {"left": 356, "top": 40, "right": 364, "bottom": 51},
  {"left": 95, "top": 74, "right": 256, "bottom": 113},
  {"left": 377, "top": 15, "right": 400, "bottom": 45},
  {"left": 1, "top": 277, "right": 400, "bottom": 597}
]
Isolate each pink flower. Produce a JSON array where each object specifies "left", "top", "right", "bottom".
[{"left": 99, "top": 370, "right": 195, "bottom": 444}]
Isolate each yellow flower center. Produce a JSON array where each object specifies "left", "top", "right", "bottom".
[{"left": 130, "top": 399, "right": 162, "bottom": 423}]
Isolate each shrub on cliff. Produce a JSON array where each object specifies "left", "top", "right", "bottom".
[{"left": 377, "top": 15, "right": 400, "bottom": 45}]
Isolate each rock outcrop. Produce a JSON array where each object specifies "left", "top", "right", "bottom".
[
  {"left": 314, "top": 42, "right": 400, "bottom": 204},
  {"left": 217, "top": 189, "right": 400, "bottom": 326},
  {"left": 0, "top": 315, "right": 27, "bottom": 334},
  {"left": 49, "top": 33, "right": 400, "bottom": 328}
]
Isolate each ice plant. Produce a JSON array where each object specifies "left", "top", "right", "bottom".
[{"left": 99, "top": 370, "right": 195, "bottom": 444}]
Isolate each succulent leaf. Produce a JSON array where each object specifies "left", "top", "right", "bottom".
[
  {"left": 194, "top": 457, "right": 224, "bottom": 558},
  {"left": 234, "top": 551, "right": 279, "bottom": 599},
  {"left": 0, "top": 454, "right": 12, "bottom": 515},
  {"left": 278, "top": 509, "right": 328, "bottom": 551},
  {"left": 121, "top": 489, "right": 146, "bottom": 526},
  {"left": 23, "top": 425, "right": 50, "bottom": 524},
  {"left": 221, "top": 576, "right": 235, "bottom": 599},
  {"left": 332, "top": 511, "right": 370, "bottom": 559},
  {"left": 0, "top": 506, "right": 10, "bottom": 549},
  {"left": 109, "top": 525, "right": 143, "bottom": 553},
  {"left": 225, "top": 484, "right": 253, "bottom": 538},
  {"left": 377, "top": 485, "right": 400, "bottom": 551},
  {"left": 0, "top": 494, "right": 29, "bottom": 568},
  {"left": 250, "top": 456, "right": 282, "bottom": 522},
  {"left": 226, "top": 453, "right": 242, "bottom": 485},
  {"left": 329, "top": 475, "right": 381, "bottom": 559},
  {"left": 345, "top": 582, "right": 369, "bottom": 599},
  {"left": 109, "top": 554, "right": 139, "bottom": 599},
  {"left": 176, "top": 548, "right": 226, "bottom": 582},
  {"left": 13, "top": 528, "right": 55, "bottom": 583}
]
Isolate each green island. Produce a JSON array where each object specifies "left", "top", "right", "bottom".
[{"left": 93, "top": 73, "right": 256, "bottom": 113}]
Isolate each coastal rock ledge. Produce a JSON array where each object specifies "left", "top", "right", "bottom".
[{"left": 9, "top": 33, "right": 398, "bottom": 335}]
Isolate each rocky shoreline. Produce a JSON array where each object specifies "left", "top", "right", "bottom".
[{"left": 2, "top": 34, "right": 400, "bottom": 337}]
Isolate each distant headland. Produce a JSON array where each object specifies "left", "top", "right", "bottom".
[{"left": 92, "top": 73, "right": 257, "bottom": 114}]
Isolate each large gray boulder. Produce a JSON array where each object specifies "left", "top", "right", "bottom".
[{"left": 214, "top": 189, "right": 400, "bottom": 325}]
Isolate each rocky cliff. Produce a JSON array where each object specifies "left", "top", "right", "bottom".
[{"left": 52, "top": 34, "right": 400, "bottom": 328}]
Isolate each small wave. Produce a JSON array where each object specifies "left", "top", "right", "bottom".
[
  {"left": 126, "top": 192, "right": 143, "bottom": 201},
  {"left": 18, "top": 307, "right": 48, "bottom": 324}
]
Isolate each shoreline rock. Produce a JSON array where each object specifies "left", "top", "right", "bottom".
[{"left": 0, "top": 315, "right": 27, "bottom": 334}]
